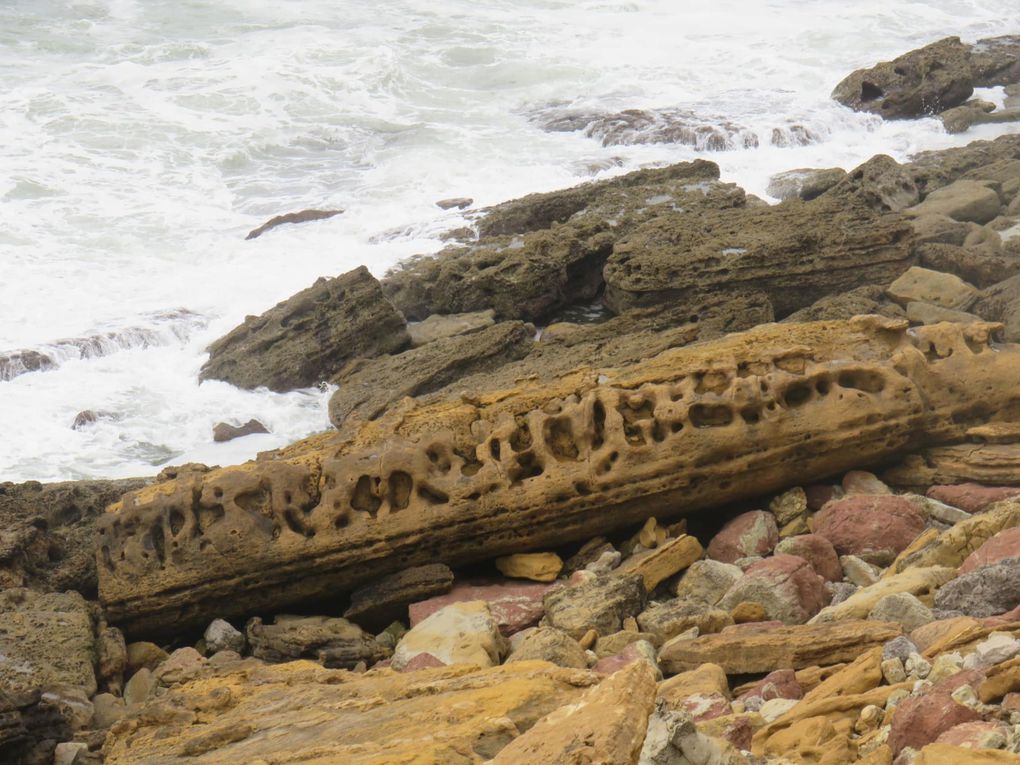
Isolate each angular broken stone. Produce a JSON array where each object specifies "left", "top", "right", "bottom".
[
  {"left": 344, "top": 563, "right": 454, "bottom": 631},
  {"left": 543, "top": 574, "right": 646, "bottom": 640},
  {"left": 246, "top": 614, "right": 389, "bottom": 670}
]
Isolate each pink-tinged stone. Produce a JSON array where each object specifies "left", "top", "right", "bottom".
[
  {"left": 409, "top": 580, "right": 556, "bottom": 636},
  {"left": 720, "top": 621, "right": 784, "bottom": 636},
  {"left": 959, "top": 527, "right": 1020, "bottom": 574},
  {"left": 677, "top": 692, "right": 732, "bottom": 723},
  {"left": 400, "top": 653, "right": 446, "bottom": 672},
  {"left": 374, "top": 659, "right": 392, "bottom": 669},
  {"left": 715, "top": 715, "right": 753, "bottom": 751},
  {"left": 842, "top": 470, "right": 892, "bottom": 496},
  {"left": 737, "top": 669, "right": 803, "bottom": 703},
  {"left": 774, "top": 534, "right": 842, "bottom": 582},
  {"left": 707, "top": 511, "right": 779, "bottom": 564},
  {"left": 718, "top": 554, "right": 830, "bottom": 625},
  {"left": 982, "top": 603, "right": 1020, "bottom": 627},
  {"left": 805, "top": 484, "right": 839, "bottom": 512},
  {"left": 933, "top": 720, "right": 1009, "bottom": 748},
  {"left": 888, "top": 670, "right": 986, "bottom": 755},
  {"left": 926, "top": 484, "right": 1020, "bottom": 513},
  {"left": 813, "top": 496, "right": 926, "bottom": 565},
  {"left": 591, "top": 640, "right": 657, "bottom": 676}
]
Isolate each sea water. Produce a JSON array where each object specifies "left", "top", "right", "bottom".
[{"left": 2, "top": 0, "right": 1020, "bottom": 481}]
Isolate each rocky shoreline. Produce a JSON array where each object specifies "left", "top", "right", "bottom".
[{"left": 6, "top": 36, "right": 1020, "bottom": 765}]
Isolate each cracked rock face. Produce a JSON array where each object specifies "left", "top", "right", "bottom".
[{"left": 97, "top": 317, "right": 1020, "bottom": 637}]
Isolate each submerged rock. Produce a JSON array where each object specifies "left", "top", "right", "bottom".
[
  {"left": 244, "top": 208, "right": 343, "bottom": 240},
  {"left": 212, "top": 419, "right": 269, "bottom": 442}
]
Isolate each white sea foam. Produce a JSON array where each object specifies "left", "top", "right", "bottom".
[{"left": 2, "top": 0, "right": 1020, "bottom": 481}]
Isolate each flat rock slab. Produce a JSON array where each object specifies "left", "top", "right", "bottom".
[
  {"left": 100, "top": 659, "right": 600, "bottom": 764},
  {"left": 344, "top": 563, "right": 454, "bottom": 631},
  {"left": 658, "top": 619, "right": 902, "bottom": 674},
  {"left": 0, "top": 589, "right": 96, "bottom": 696}
]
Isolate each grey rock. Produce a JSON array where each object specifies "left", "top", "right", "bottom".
[
  {"left": 636, "top": 599, "right": 732, "bottom": 644},
  {"left": 671, "top": 560, "right": 744, "bottom": 605},
  {"left": 204, "top": 618, "right": 246, "bottom": 654},
  {"left": 869, "top": 592, "right": 934, "bottom": 633},
  {"left": 246, "top": 614, "right": 391, "bottom": 669},
  {"left": 505, "top": 627, "right": 587, "bottom": 668},
  {"left": 542, "top": 574, "right": 647, "bottom": 640},
  {"left": 407, "top": 310, "right": 495, "bottom": 346},
  {"left": 436, "top": 197, "right": 473, "bottom": 210},
  {"left": 766, "top": 168, "right": 847, "bottom": 201},
  {"left": 883, "top": 635, "right": 920, "bottom": 662},
  {"left": 934, "top": 556, "right": 1020, "bottom": 617}
]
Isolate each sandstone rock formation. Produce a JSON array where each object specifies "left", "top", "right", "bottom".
[
  {"left": 199, "top": 266, "right": 410, "bottom": 392},
  {"left": 98, "top": 317, "right": 1020, "bottom": 636}
]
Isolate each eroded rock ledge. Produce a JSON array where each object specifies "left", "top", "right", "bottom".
[{"left": 98, "top": 317, "right": 1020, "bottom": 636}]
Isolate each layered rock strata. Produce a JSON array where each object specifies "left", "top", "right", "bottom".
[{"left": 98, "top": 317, "right": 1020, "bottom": 636}]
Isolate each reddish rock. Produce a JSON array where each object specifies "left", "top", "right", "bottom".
[
  {"left": 959, "top": 526, "right": 1020, "bottom": 574},
  {"left": 714, "top": 715, "right": 754, "bottom": 751},
  {"left": 1003, "top": 692, "right": 1020, "bottom": 713},
  {"left": 888, "top": 670, "right": 985, "bottom": 755},
  {"left": 591, "top": 640, "right": 656, "bottom": 676},
  {"left": 813, "top": 496, "right": 926, "bottom": 565},
  {"left": 804, "top": 484, "right": 839, "bottom": 512},
  {"left": 718, "top": 554, "right": 830, "bottom": 625},
  {"left": 926, "top": 484, "right": 1020, "bottom": 513},
  {"left": 409, "top": 580, "right": 555, "bottom": 636},
  {"left": 933, "top": 720, "right": 1009, "bottom": 748},
  {"left": 399, "top": 653, "right": 446, "bottom": 672},
  {"left": 982, "top": 602, "right": 1020, "bottom": 627},
  {"left": 774, "top": 534, "right": 842, "bottom": 582},
  {"left": 737, "top": 669, "right": 803, "bottom": 702},
  {"left": 707, "top": 511, "right": 779, "bottom": 564},
  {"left": 676, "top": 692, "right": 732, "bottom": 722}
]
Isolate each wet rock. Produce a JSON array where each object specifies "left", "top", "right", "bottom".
[
  {"left": 328, "top": 319, "right": 534, "bottom": 427},
  {"left": 245, "top": 208, "right": 342, "bottom": 240},
  {"left": 939, "top": 98, "right": 998, "bottom": 133},
  {"left": 0, "top": 477, "right": 147, "bottom": 594},
  {"left": 706, "top": 510, "right": 779, "bottom": 565},
  {"left": 246, "top": 615, "right": 388, "bottom": 670},
  {"left": 774, "top": 534, "right": 842, "bottom": 583},
  {"left": 435, "top": 197, "right": 472, "bottom": 210},
  {"left": 344, "top": 563, "right": 454, "bottom": 631},
  {"left": 204, "top": 619, "right": 245, "bottom": 655},
  {"left": 543, "top": 573, "right": 647, "bottom": 640},
  {"left": 212, "top": 419, "right": 268, "bottom": 442},
  {"left": 406, "top": 309, "right": 495, "bottom": 346},
  {"left": 927, "top": 483, "right": 1020, "bottom": 513},
  {"left": 822, "top": 154, "right": 921, "bottom": 212},
  {"left": 201, "top": 266, "right": 409, "bottom": 392},
  {"left": 831, "top": 37, "right": 975, "bottom": 119},
  {"left": 813, "top": 495, "right": 926, "bottom": 565},
  {"left": 409, "top": 580, "right": 553, "bottom": 637},
  {"left": 869, "top": 592, "right": 935, "bottom": 633},
  {"left": 971, "top": 35, "right": 1020, "bottom": 87},
  {"left": 71, "top": 409, "right": 116, "bottom": 430},
  {"left": 934, "top": 557, "right": 1020, "bottom": 617},
  {"left": 392, "top": 601, "right": 506, "bottom": 670},
  {"left": 636, "top": 599, "right": 732, "bottom": 644},
  {"left": 495, "top": 552, "right": 563, "bottom": 582},
  {"left": 886, "top": 266, "right": 980, "bottom": 310},
  {"left": 959, "top": 526, "right": 1020, "bottom": 574},
  {"left": 0, "top": 348, "right": 54, "bottom": 381},
  {"left": 491, "top": 660, "right": 656, "bottom": 765},
  {"left": 766, "top": 168, "right": 847, "bottom": 201},
  {"left": 506, "top": 627, "right": 587, "bottom": 668},
  {"left": 907, "top": 180, "right": 1003, "bottom": 224},
  {"left": 0, "top": 589, "right": 96, "bottom": 696},
  {"left": 717, "top": 554, "right": 830, "bottom": 625},
  {"left": 673, "top": 559, "right": 745, "bottom": 605}
]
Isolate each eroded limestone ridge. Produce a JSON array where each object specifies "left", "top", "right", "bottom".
[{"left": 97, "top": 317, "right": 1020, "bottom": 636}]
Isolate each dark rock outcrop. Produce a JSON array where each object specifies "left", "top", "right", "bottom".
[
  {"left": 245, "top": 209, "right": 343, "bottom": 240},
  {"left": 200, "top": 266, "right": 410, "bottom": 392},
  {"left": 213, "top": 419, "right": 270, "bottom": 443},
  {"left": 328, "top": 320, "right": 535, "bottom": 428},
  {"left": 0, "top": 477, "right": 148, "bottom": 595},
  {"left": 602, "top": 195, "right": 914, "bottom": 316}
]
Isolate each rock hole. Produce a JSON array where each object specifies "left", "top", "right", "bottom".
[
  {"left": 169, "top": 510, "right": 185, "bottom": 537},
  {"left": 783, "top": 382, "right": 813, "bottom": 408},
  {"left": 544, "top": 416, "right": 579, "bottom": 461},
  {"left": 149, "top": 524, "right": 165, "bottom": 564},
  {"left": 837, "top": 370, "right": 886, "bottom": 394},
  {"left": 417, "top": 484, "right": 450, "bottom": 505},
  {"left": 689, "top": 404, "right": 734, "bottom": 428},
  {"left": 509, "top": 418, "right": 532, "bottom": 451},
  {"left": 651, "top": 419, "right": 668, "bottom": 442},
  {"left": 815, "top": 377, "right": 831, "bottom": 396},
  {"left": 740, "top": 407, "right": 761, "bottom": 425},
  {"left": 574, "top": 481, "right": 592, "bottom": 496},
  {"left": 213, "top": 487, "right": 224, "bottom": 499},
  {"left": 509, "top": 451, "right": 544, "bottom": 484},
  {"left": 671, "top": 421, "right": 684, "bottom": 433},
  {"left": 388, "top": 471, "right": 413, "bottom": 511},
  {"left": 351, "top": 474, "right": 382, "bottom": 515},
  {"left": 489, "top": 439, "right": 502, "bottom": 461},
  {"left": 860, "top": 81, "right": 884, "bottom": 101},
  {"left": 100, "top": 545, "right": 114, "bottom": 572},
  {"left": 592, "top": 399, "right": 607, "bottom": 450}
]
